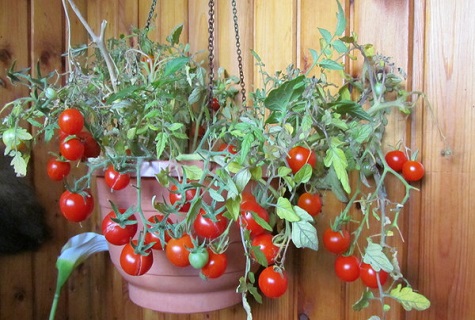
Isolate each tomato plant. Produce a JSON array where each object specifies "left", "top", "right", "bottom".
[
  {"left": 120, "top": 241, "right": 153, "bottom": 276},
  {"left": 201, "top": 249, "right": 227, "bottom": 279},
  {"left": 165, "top": 234, "right": 193, "bottom": 267},
  {"left": 101, "top": 209, "right": 138, "bottom": 246},
  {"left": 104, "top": 165, "right": 131, "bottom": 190},
  {"left": 240, "top": 195, "right": 270, "bottom": 237},
  {"left": 297, "top": 192, "right": 322, "bottom": 216},
  {"left": 144, "top": 215, "right": 172, "bottom": 250},
  {"left": 402, "top": 160, "right": 425, "bottom": 182},
  {"left": 193, "top": 209, "right": 228, "bottom": 239},
  {"left": 60, "top": 137, "right": 85, "bottom": 161},
  {"left": 334, "top": 255, "right": 360, "bottom": 282},
  {"left": 58, "top": 108, "right": 84, "bottom": 135},
  {"left": 168, "top": 183, "right": 196, "bottom": 212},
  {"left": 258, "top": 266, "right": 288, "bottom": 298},
  {"left": 360, "top": 263, "right": 389, "bottom": 289},
  {"left": 286, "top": 146, "right": 316, "bottom": 174},
  {"left": 322, "top": 228, "right": 351, "bottom": 254},
  {"left": 189, "top": 247, "right": 209, "bottom": 269},
  {"left": 46, "top": 158, "right": 71, "bottom": 181},
  {"left": 385, "top": 150, "right": 407, "bottom": 172},
  {"left": 59, "top": 190, "right": 94, "bottom": 222},
  {"left": 251, "top": 233, "right": 279, "bottom": 266}
]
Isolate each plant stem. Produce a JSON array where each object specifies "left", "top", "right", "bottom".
[{"left": 65, "top": 0, "right": 118, "bottom": 92}]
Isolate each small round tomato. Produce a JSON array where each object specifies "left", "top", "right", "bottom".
[
  {"left": 168, "top": 183, "right": 196, "bottom": 212},
  {"left": 165, "top": 234, "right": 193, "bottom": 267},
  {"left": 240, "top": 196, "right": 270, "bottom": 237},
  {"left": 360, "top": 262, "right": 389, "bottom": 289},
  {"left": 322, "top": 228, "right": 351, "bottom": 255},
  {"left": 251, "top": 233, "right": 279, "bottom": 265},
  {"left": 402, "top": 160, "right": 425, "bottom": 182},
  {"left": 104, "top": 165, "right": 131, "bottom": 191},
  {"left": 209, "top": 97, "right": 220, "bottom": 111},
  {"left": 144, "top": 215, "right": 172, "bottom": 250},
  {"left": 188, "top": 248, "right": 209, "bottom": 269},
  {"left": 46, "top": 158, "right": 71, "bottom": 181},
  {"left": 60, "top": 138, "right": 85, "bottom": 161},
  {"left": 58, "top": 108, "right": 84, "bottom": 135},
  {"left": 77, "top": 131, "right": 101, "bottom": 159},
  {"left": 59, "top": 190, "right": 94, "bottom": 222},
  {"left": 385, "top": 150, "right": 407, "bottom": 172},
  {"left": 120, "top": 241, "right": 153, "bottom": 276},
  {"left": 287, "top": 146, "right": 317, "bottom": 174},
  {"left": 218, "top": 143, "right": 238, "bottom": 154},
  {"left": 334, "top": 255, "right": 360, "bottom": 282},
  {"left": 258, "top": 266, "right": 288, "bottom": 298},
  {"left": 201, "top": 250, "right": 227, "bottom": 279},
  {"left": 193, "top": 209, "right": 228, "bottom": 240},
  {"left": 2, "top": 128, "right": 27, "bottom": 150},
  {"left": 101, "top": 209, "right": 138, "bottom": 246},
  {"left": 297, "top": 192, "right": 322, "bottom": 216}
]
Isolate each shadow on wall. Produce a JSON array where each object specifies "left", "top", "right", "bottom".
[{"left": 0, "top": 149, "right": 49, "bottom": 254}]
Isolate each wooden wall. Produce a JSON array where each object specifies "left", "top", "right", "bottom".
[{"left": 0, "top": 0, "right": 474, "bottom": 319}]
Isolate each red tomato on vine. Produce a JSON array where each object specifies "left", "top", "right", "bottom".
[
  {"left": 402, "top": 160, "right": 425, "bottom": 182},
  {"left": 165, "top": 234, "right": 193, "bottom": 267},
  {"left": 297, "top": 192, "right": 322, "bottom": 216},
  {"left": 334, "top": 255, "right": 360, "bottom": 282},
  {"left": 258, "top": 266, "right": 288, "bottom": 298},
  {"left": 101, "top": 209, "right": 138, "bottom": 246},
  {"left": 360, "top": 262, "right": 389, "bottom": 289},
  {"left": 286, "top": 146, "right": 317, "bottom": 174},
  {"left": 59, "top": 190, "right": 94, "bottom": 222},
  {"left": 104, "top": 165, "right": 131, "bottom": 191},
  {"left": 58, "top": 108, "right": 84, "bottom": 135},
  {"left": 201, "top": 249, "right": 227, "bottom": 279},
  {"left": 120, "top": 241, "right": 153, "bottom": 276}
]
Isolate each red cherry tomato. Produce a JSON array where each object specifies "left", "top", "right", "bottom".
[
  {"left": 58, "top": 108, "right": 84, "bottom": 135},
  {"left": 77, "top": 131, "right": 101, "bottom": 159},
  {"left": 46, "top": 158, "right": 71, "bottom": 181},
  {"left": 60, "top": 138, "right": 85, "bottom": 161},
  {"left": 104, "top": 166, "right": 131, "bottom": 191},
  {"left": 193, "top": 209, "right": 228, "bottom": 240},
  {"left": 251, "top": 232, "right": 279, "bottom": 265},
  {"left": 402, "top": 160, "right": 425, "bottom": 182},
  {"left": 287, "top": 146, "right": 317, "bottom": 174},
  {"left": 201, "top": 249, "right": 227, "bottom": 279},
  {"left": 297, "top": 192, "right": 322, "bottom": 216},
  {"left": 360, "top": 262, "right": 389, "bottom": 289},
  {"left": 59, "top": 190, "right": 94, "bottom": 222},
  {"left": 258, "top": 266, "right": 288, "bottom": 298},
  {"left": 240, "top": 194, "right": 270, "bottom": 237},
  {"left": 120, "top": 241, "right": 153, "bottom": 276},
  {"left": 322, "top": 228, "right": 351, "bottom": 254},
  {"left": 385, "top": 150, "right": 407, "bottom": 172},
  {"left": 168, "top": 183, "right": 197, "bottom": 212},
  {"left": 165, "top": 234, "right": 193, "bottom": 267},
  {"left": 144, "top": 215, "right": 172, "bottom": 250},
  {"left": 334, "top": 255, "right": 360, "bottom": 282},
  {"left": 209, "top": 97, "right": 220, "bottom": 111},
  {"left": 101, "top": 209, "right": 138, "bottom": 246},
  {"left": 218, "top": 143, "right": 238, "bottom": 154}
]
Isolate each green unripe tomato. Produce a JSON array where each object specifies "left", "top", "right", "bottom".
[
  {"left": 373, "top": 82, "right": 385, "bottom": 96},
  {"left": 188, "top": 248, "right": 209, "bottom": 269},
  {"left": 45, "top": 87, "right": 57, "bottom": 99}
]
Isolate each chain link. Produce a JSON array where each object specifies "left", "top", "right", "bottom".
[
  {"left": 208, "top": 0, "right": 216, "bottom": 104},
  {"left": 231, "top": 0, "right": 246, "bottom": 105},
  {"left": 145, "top": 0, "right": 158, "bottom": 31}
]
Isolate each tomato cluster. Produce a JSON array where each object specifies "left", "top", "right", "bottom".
[{"left": 385, "top": 150, "right": 425, "bottom": 182}]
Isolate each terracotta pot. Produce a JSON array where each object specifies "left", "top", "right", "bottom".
[{"left": 95, "top": 161, "right": 245, "bottom": 313}]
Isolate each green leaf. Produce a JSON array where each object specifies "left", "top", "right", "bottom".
[
  {"left": 11, "top": 152, "right": 28, "bottom": 176},
  {"left": 182, "top": 165, "right": 204, "bottom": 181},
  {"left": 250, "top": 245, "right": 269, "bottom": 267},
  {"left": 291, "top": 219, "right": 318, "bottom": 250},
  {"left": 278, "top": 166, "right": 293, "bottom": 177},
  {"left": 319, "top": 59, "right": 344, "bottom": 70},
  {"left": 362, "top": 241, "right": 394, "bottom": 273},
  {"left": 208, "top": 189, "right": 225, "bottom": 202},
  {"left": 167, "top": 24, "right": 183, "bottom": 45},
  {"left": 324, "top": 167, "right": 348, "bottom": 202},
  {"left": 234, "top": 169, "right": 251, "bottom": 193},
  {"left": 318, "top": 27, "right": 333, "bottom": 44},
  {"left": 352, "top": 290, "right": 374, "bottom": 311},
  {"left": 163, "top": 57, "right": 189, "bottom": 77},
  {"left": 225, "top": 197, "right": 241, "bottom": 221},
  {"left": 168, "top": 123, "right": 184, "bottom": 131},
  {"left": 276, "top": 197, "right": 300, "bottom": 222},
  {"left": 331, "top": 100, "right": 373, "bottom": 121},
  {"left": 389, "top": 284, "right": 431, "bottom": 311},
  {"left": 294, "top": 164, "right": 313, "bottom": 184},
  {"left": 293, "top": 206, "right": 314, "bottom": 222},
  {"left": 335, "top": 0, "right": 347, "bottom": 36},
  {"left": 264, "top": 75, "right": 306, "bottom": 113},
  {"left": 332, "top": 39, "right": 348, "bottom": 53},
  {"left": 155, "top": 132, "right": 167, "bottom": 159},
  {"left": 324, "top": 138, "right": 351, "bottom": 194}
]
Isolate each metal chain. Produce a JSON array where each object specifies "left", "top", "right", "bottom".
[
  {"left": 231, "top": 0, "right": 246, "bottom": 104},
  {"left": 208, "top": 0, "right": 216, "bottom": 104},
  {"left": 145, "top": 0, "right": 158, "bottom": 31}
]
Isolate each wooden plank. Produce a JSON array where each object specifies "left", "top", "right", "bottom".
[
  {"left": 188, "top": 0, "right": 209, "bottom": 67},
  {"left": 414, "top": 0, "right": 475, "bottom": 319}
]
